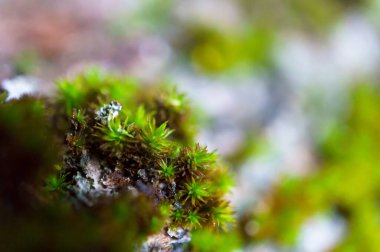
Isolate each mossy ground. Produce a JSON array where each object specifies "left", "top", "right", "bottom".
[{"left": 0, "top": 67, "right": 235, "bottom": 251}]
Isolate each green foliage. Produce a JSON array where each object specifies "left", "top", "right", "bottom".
[
  {"left": 53, "top": 68, "right": 235, "bottom": 233},
  {"left": 162, "top": 86, "right": 188, "bottom": 112},
  {"left": 95, "top": 117, "right": 133, "bottom": 149},
  {"left": 131, "top": 106, "right": 151, "bottom": 128},
  {"left": 57, "top": 78, "right": 87, "bottom": 114},
  {"left": 73, "top": 109, "right": 87, "bottom": 125},
  {"left": 182, "top": 26, "right": 275, "bottom": 73},
  {"left": 172, "top": 208, "right": 185, "bottom": 223},
  {"left": 246, "top": 84, "right": 380, "bottom": 250},
  {"left": 0, "top": 68, "right": 235, "bottom": 251},
  {"left": 184, "top": 178, "right": 209, "bottom": 205},
  {"left": 137, "top": 83, "right": 195, "bottom": 144},
  {"left": 210, "top": 202, "right": 235, "bottom": 231},
  {"left": 140, "top": 119, "right": 173, "bottom": 151},
  {"left": 158, "top": 159, "right": 176, "bottom": 178},
  {"left": 208, "top": 167, "right": 235, "bottom": 195},
  {"left": 187, "top": 210, "right": 202, "bottom": 228},
  {"left": 45, "top": 174, "right": 68, "bottom": 192},
  {"left": 56, "top": 67, "right": 133, "bottom": 115},
  {"left": 189, "top": 144, "right": 218, "bottom": 170}
]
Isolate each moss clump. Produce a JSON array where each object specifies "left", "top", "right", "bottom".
[
  {"left": 0, "top": 67, "right": 234, "bottom": 251},
  {"left": 55, "top": 67, "right": 234, "bottom": 231}
]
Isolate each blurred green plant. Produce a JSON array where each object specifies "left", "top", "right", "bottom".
[
  {"left": 242, "top": 84, "right": 380, "bottom": 251},
  {"left": 182, "top": 27, "right": 274, "bottom": 73}
]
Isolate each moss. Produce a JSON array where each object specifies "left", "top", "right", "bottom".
[
  {"left": 53, "top": 68, "right": 234, "bottom": 231},
  {"left": 0, "top": 67, "right": 235, "bottom": 250}
]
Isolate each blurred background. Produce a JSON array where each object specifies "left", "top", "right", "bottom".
[{"left": 1, "top": 0, "right": 380, "bottom": 251}]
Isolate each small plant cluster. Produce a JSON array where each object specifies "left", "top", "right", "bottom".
[
  {"left": 54, "top": 68, "right": 234, "bottom": 234},
  {"left": 0, "top": 67, "right": 234, "bottom": 251}
]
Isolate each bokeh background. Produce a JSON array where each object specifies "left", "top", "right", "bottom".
[{"left": 2, "top": 0, "right": 380, "bottom": 251}]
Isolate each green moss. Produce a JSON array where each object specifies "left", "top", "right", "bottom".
[
  {"left": 159, "top": 159, "right": 176, "bottom": 178},
  {"left": 0, "top": 68, "right": 235, "bottom": 250},
  {"left": 45, "top": 174, "right": 68, "bottom": 192},
  {"left": 52, "top": 68, "right": 235, "bottom": 232},
  {"left": 183, "top": 178, "right": 210, "bottom": 206}
]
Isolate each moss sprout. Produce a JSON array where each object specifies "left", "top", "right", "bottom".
[{"left": 159, "top": 159, "right": 176, "bottom": 178}]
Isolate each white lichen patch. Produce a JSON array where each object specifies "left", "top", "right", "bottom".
[
  {"left": 72, "top": 157, "right": 120, "bottom": 206},
  {"left": 95, "top": 101, "right": 122, "bottom": 124},
  {"left": 142, "top": 227, "right": 191, "bottom": 252},
  {"left": 84, "top": 159, "right": 102, "bottom": 190},
  {"left": 72, "top": 172, "right": 94, "bottom": 206},
  {"left": 1, "top": 76, "right": 37, "bottom": 101}
]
